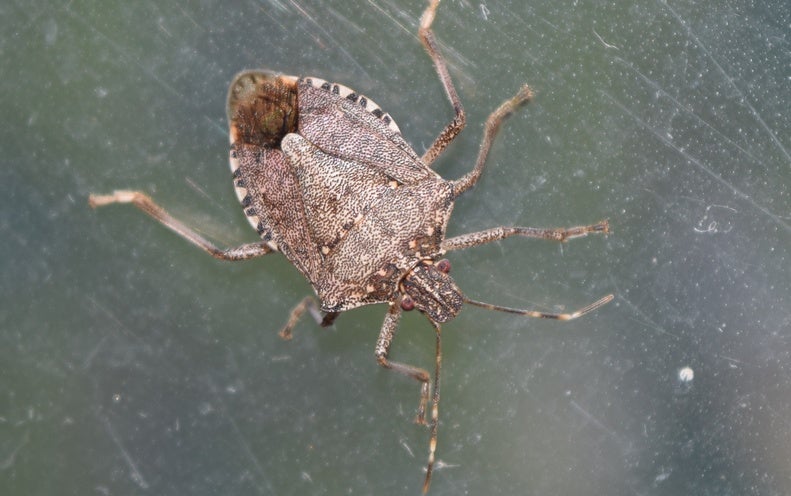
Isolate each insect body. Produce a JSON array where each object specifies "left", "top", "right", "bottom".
[
  {"left": 228, "top": 71, "right": 460, "bottom": 321},
  {"left": 90, "top": 0, "right": 612, "bottom": 492}
]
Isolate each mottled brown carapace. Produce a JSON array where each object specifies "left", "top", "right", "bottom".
[
  {"left": 229, "top": 72, "right": 459, "bottom": 319},
  {"left": 89, "top": 0, "right": 612, "bottom": 492}
]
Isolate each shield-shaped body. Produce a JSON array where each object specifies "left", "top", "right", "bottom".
[{"left": 227, "top": 72, "right": 457, "bottom": 314}]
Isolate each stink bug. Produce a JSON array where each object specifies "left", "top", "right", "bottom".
[{"left": 89, "top": 0, "right": 612, "bottom": 491}]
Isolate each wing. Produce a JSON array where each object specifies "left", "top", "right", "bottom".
[
  {"left": 296, "top": 77, "right": 439, "bottom": 184},
  {"left": 231, "top": 143, "right": 322, "bottom": 284},
  {"left": 226, "top": 71, "right": 324, "bottom": 285}
]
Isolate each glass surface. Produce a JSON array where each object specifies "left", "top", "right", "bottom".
[{"left": 2, "top": 1, "right": 789, "bottom": 494}]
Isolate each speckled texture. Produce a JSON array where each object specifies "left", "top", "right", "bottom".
[{"left": 228, "top": 72, "right": 454, "bottom": 314}]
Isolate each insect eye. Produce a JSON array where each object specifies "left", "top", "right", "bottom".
[
  {"left": 400, "top": 295, "right": 415, "bottom": 311},
  {"left": 436, "top": 259, "right": 451, "bottom": 274}
]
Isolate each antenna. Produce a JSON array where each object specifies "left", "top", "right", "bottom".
[{"left": 463, "top": 294, "right": 614, "bottom": 320}]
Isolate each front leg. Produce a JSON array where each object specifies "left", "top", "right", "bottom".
[
  {"left": 374, "top": 301, "right": 444, "bottom": 493},
  {"left": 374, "top": 301, "right": 431, "bottom": 425},
  {"left": 441, "top": 220, "right": 609, "bottom": 252},
  {"left": 89, "top": 190, "right": 273, "bottom": 261}
]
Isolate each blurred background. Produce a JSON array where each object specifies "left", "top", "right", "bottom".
[{"left": 2, "top": 1, "right": 789, "bottom": 494}]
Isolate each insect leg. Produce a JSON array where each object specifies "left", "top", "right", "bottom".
[
  {"left": 418, "top": 0, "right": 467, "bottom": 167},
  {"left": 89, "top": 190, "right": 273, "bottom": 260},
  {"left": 451, "top": 84, "right": 533, "bottom": 196},
  {"left": 375, "top": 302, "right": 431, "bottom": 425},
  {"left": 441, "top": 220, "right": 609, "bottom": 252},
  {"left": 278, "top": 296, "right": 338, "bottom": 340}
]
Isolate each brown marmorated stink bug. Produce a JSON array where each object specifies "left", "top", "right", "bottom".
[{"left": 89, "top": 0, "right": 613, "bottom": 492}]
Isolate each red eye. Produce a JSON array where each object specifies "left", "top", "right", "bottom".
[
  {"left": 436, "top": 259, "right": 451, "bottom": 274},
  {"left": 400, "top": 295, "right": 415, "bottom": 311}
]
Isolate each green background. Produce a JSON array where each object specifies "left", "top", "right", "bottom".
[{"left": 3, "top": 1, "right": 790, "bottom": 494}]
